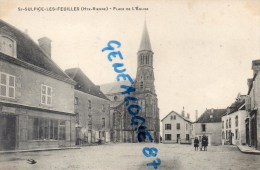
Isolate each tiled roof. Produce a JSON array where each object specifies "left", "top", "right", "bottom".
[
  {"left": 100, "top": 80, "right": 133, "bottom": 95},
  {"left": 223, "top": 97, "right": 246, "bottom": 116},
  {"left": 65, "top": 68, "right": 108, "bottom": 100},
  {"left": 0, "top": 20, "right": 74, "bottom": 84},
  {"left": 196, "top": 109, "right": 227, "bottom": 123},
  {"left": 161, "top": 110, "right": 192, "bottom": 123}
]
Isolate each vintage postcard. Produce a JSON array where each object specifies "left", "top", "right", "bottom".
[{"left": 0, "top": 0, "right": 260, "bottom": 169}]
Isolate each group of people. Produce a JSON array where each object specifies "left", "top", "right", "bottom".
[{"left": 194, "top": 135, "right": 208, "bottom": 151}]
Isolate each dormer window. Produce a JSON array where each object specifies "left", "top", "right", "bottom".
[{"left": 0, "top": 27, "right": 17, "bottom": 58}]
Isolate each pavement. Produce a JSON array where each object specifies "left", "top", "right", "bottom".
[
  {"left": 0, "top": 146, "right": 80, "bottom": 154},
  {"left": 0, "top": 143, "right": 260, "bottom": 170},
  {"left": 237, "top": 145, "right": 260, "bottom": 155}
]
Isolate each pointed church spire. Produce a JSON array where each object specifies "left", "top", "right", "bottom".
[{"left": 139, "top": 20, "right": 152, "bottom": 52}]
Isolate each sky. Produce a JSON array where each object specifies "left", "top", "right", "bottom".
[{"left": 1, "top": 0, "right": 260, "bottom": 121}]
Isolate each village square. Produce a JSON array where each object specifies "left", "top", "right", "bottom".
[{"left": 1, "top": 0, "right": 260, "bottom": 169}]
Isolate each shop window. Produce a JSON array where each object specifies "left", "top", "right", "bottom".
[
  {"left": 59, "top": 120, "right": 66, "bottom": 140},
  {"left": 32, "top": 117, "right": 58, "bottom": 140}
]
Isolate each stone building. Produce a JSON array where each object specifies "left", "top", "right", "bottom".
[
  {"left": 0, "top": 20, "right": 76, "bottom": 151},
  {"left": 245, "top": 60, "right": 260, "bottom": 150},
  {"left": 161, "top": 109, "right": 192, "bottom": 144},
  {"left": 65, "top": 68, "right": 110, "bottom": 144},
  {"left": 193, "top": 108, "right": 226, "bottom": 146},
  {"left": 221, "top": 94, "right": 247, "bottom": 146},
  {"left": 100, "top": 21, "right": 160, "bottom": 143},
  {"left": 100, "top": 80, "right": 132, "bottom": 142}
]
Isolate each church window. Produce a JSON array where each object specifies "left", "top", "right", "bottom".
[
  {"left": 140, "top": 81, "right": 143, "bottom": 89},
  {"left": 141, "top": 55, "right": 145, "bottom": 65},
  {"left": 141, "top": 100, "right": 145, "bottom": 113}
]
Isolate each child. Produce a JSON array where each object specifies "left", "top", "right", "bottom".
[{"left": 194, "top": 137, "right": 199, "bottom": 151}]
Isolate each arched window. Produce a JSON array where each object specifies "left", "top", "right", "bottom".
[{"left": 0, "top": 27, "right": 17, "bottom": 58}]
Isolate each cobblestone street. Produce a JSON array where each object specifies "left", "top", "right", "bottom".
[{"left": 0, "top": 143, "right": 260, "bottom": 170}]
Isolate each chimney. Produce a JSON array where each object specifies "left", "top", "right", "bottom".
[
  {"left": 38, "top": 37, "right": 52, "bottom": 58},
  {"left": 195, "top": 110, "right": 198, "bottom": 121},
  {"left": 187, "top": 113, "right": 190, "bottom": 119},
  {"left": 181, "top": 106, "right": 185, "bottom": 117},
  {"left": 252, "top": 60, "right": 260, "bottom": 75}
]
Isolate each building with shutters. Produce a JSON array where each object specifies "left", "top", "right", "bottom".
[
  {"left": 0, "top": 20, "right": 76, "bottom": 151},
  {"left": 193, "top": 108, "right": 226, "bottom": 146},
  {"left": 100, "top": 21, "right": 160, "bottom": 143},
  {"left": 65, "top": 68, "right": 110, "bottom": 145},
  {"left": 161, "top": 109, "right": 192, "bottom": 144},
  {"left": 221, "top": 94, "right": 247, "bottom": 146},
  {"left": 244, "top": 60, "right": 260, "bottom": 150}
]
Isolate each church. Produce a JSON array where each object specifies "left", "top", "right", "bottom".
[{"left": 100, "top": 21, "right": 160, "bottom": 143}]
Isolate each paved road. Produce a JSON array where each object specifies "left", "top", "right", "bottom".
[{"left": 0, "top": 143, "right": 260, "bottom": 170}]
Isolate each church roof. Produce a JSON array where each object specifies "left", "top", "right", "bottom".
[
  {"left": 100, "top": 80, "right": 134, "bottom": 95},
  {"left": 139, "top": 21, "right": 152, "bottom": 52},
  {"left": 65, "top": 68, "right": 108, "bottom": 100},
  {"left": 0, "top": 20, "right": 75, "bottom": 85}
]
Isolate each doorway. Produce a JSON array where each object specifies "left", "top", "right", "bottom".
[
  {"left": 177, "top": 134, "right": 180, "bottom": 143},
  {"left": 0, "top": 115, "right": 16, "bottom": 150}
]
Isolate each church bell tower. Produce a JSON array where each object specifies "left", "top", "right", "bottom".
[{"left": 134, "top": 21, "right": 160, "bottom": 143}]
